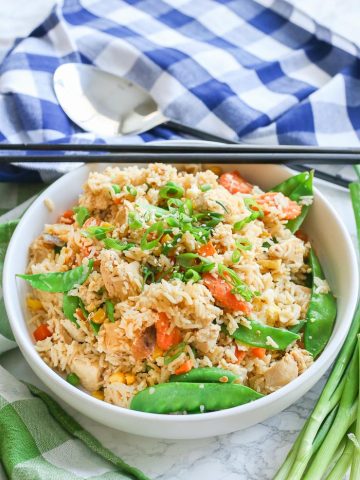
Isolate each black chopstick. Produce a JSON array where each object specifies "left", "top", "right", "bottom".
[
  {"left": 2, "top": 152, "right": 360, "bottom": 164},
  {"left": 2, "top": 143, "right": 360, "bottom": 155}
]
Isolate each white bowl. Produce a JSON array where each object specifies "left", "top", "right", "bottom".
[{"left": 3, "top": 163, "right": 358, "bottom": 439}]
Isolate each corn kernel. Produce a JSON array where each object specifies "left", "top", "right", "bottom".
[
  {"left": 208, "top": 166, "right": 222, "bottom": 176},
  {"left": 109, "top": 372, "right": 125, "bottom": 384},
  {"left": 92, "top": 308, "right": 106, "bottom": 324},
  {"left": 27, "top": 298, "right": 43, "bottom": 311},
  {"left": 101, "top": 222, "right": 113, "bottom": 228},
  {"left": 125, "top": 374, "right": 136, "bottom": 385},
  {"left": 160, "top": 234, "right": 172, "bottom": 245},
  {"left": 152, "top": 345, "right": 164, "bottom": 359},
  {"left": 259, "top": 259, "right": 282, "bottom": 271},
  {"left": 91, "top": 390, "right": 104, "bottom": 401}
]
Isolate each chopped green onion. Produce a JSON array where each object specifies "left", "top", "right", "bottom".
[
  {"left": 161, "top": 233, "right": 182, "bottom": 255},
  {"left": 233, "top": 211, "right": 263, "bottom": 231},
  {"left": 128, "top": 212, "right": 143, "bottom": 230},
  {"left": 235, "top": 238, "right": 252, "bottom": 251},
  {"left": 166, "top": 216, "right": 180, "bottom": 228},
  {"left": 66, "top": 373, "right": 80, "bottom": 386},
  {"left": 214, "top": 200, "right": 229, "bottom": 213},
  {"left": 159, "top": 182, "right": 184, "bottom": 200},
  {"left": 90, "top": 321, "right": 101, "bottom": 334},
  {"left": 126, "top": 185, "right": 137, "bottom": 196},
  {"left": 73, "top": 206, "right": 90, "bottom": 227},
  {"left": 217, "top": 264, "right": 254, "bottom": 301},
  {"left": 176, "top": 253, "right": 215, "bottom": 273},
  {"left": 111, "top": 184, "right": 121, "bottom": 194},
  {"left": 200, "top": 184, "right": 212, "bottom": 192},
  {"left": 231, "top": 250, "right": 241, "bottom": 263},
  {"left": 83, "top": 225, "right": 114, "bottom": 240},
  {"left": 140, "top": 222, "right": 164, "bottom": 250},
  {"left": 244, "top": 198, "right": 263, "bottom": 215},
  {"left": 194, "top": 211, "right": 223, "bottom": 228},
  {"left": 171, "top": 271, "right": 185, "bottom": 281},
  {"left": 103, "top": 238, "right": 134, "bottom": 251},
  {"left": 164, "top": 342, "right": 186, "bottom": 365},
  {"left": 105, "top": 300, "right": 115, "bottom": 322},
  {"left": 184, "top": 198, "right": 193, "bottom": 216},
  {"left": 183, "top": 269, "right": 201, "bottom": 283},
  {"left": 142, "top": 265, "right": 156, "bottom": 285}
]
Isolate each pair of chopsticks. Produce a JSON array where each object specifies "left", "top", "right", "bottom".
[{"left": 0, "top": 142, "right": 357, "bottom": 188}]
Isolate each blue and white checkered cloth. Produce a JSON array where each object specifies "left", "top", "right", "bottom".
[{"left": 1, "top": 0, "right": 360, "bottom": 176}]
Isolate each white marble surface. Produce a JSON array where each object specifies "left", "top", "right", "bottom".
[{"left": 0, "top": 1, "right": 359, "bottom": 479}]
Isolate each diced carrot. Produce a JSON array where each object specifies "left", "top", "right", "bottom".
[
  {"left": 295, "top": 230, "right": 308, "bottom": 242},
  {"left": 256, "top": 192, "right": 301, "bottom": 221},
  {"left": 235, "top": 346, "right": 246, "bottom": 363},
  {"left": 219, "top": 171, "right": 253, "bottom": 194},
  {"left": 155, "top": 312, "right": 182, "bottom": 351},
  {"left": 33, "top": 324, "right": 52, "bottom": 342},
  {"left": 175, "top": 360, "right": 193, "bottom": 375},
  {"left": 59, "top": 209, "right": 75, "bottom": 224},
  {"left": 251, "top": 347, "right": 266, "bottom": 359},
  {"left": 62, "top": 210, "right": 74, "bottom": 219},
  {"left": 197, "top": 241, "right": 216, "bottom": 257},
  {"left": 76, "top": 308, "right": 86, "bottom": 322},
  {"left": 202, "top": 273, "right": 251, "bottom": 314}
]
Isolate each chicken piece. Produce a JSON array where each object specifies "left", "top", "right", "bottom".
[
  {"left": 99, "top": 322, "right": 125, "bottom": 355},
  {"left": 264, "top": 354, "right": 298, "bottom": 392},
  {"left": 290, "top": 347, "right": 313, "bottom": 374},
  {"left": 62, "top": 319, "right": 86, "bottom": 343},
  {"left": 193, "top": 324, "right": 221, "bottom": 354},
  {"left": 132, "top": 325, "right": 156, "bottom": 360},
  {"left": 70, "top": 356, "right": 102, "bottom": 391},
  {"left": 268, "top": 238, "right": 305, "bottom": 268},
  {"left": 100, "top": 251, "right": 142, "bottom": 301}
]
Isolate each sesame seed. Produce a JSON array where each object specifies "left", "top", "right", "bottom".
[
  {"left": 200, "top": 405, "right": 205, "bottom": 413},
  {"left": 149, "top": 387, "right": 155, "bottom": 395},
  {"left": 199, "top": 383, "right": 205, "bottom": 389}
]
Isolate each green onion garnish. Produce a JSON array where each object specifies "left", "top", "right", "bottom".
[
  {"left": 105, "top": 300, "right": 115, "bottom": 322},
  {"left": 200, "top": 184, "right": 212, "bottom": 192},
  {"left": 128, "top": 212, "right": 143, "bottom": 230},
  {"left": 233, "top": 211, "right": 263, "bottom": 231},
  {"left": 140, "top": 222, "right": 164, "bottom": 250},
  {"left": 231, "top": 250, "right": 241, "bottom": 263},
  {"left": 183, "top": 269, "right": 201, "bottom": 283},
  {"left": 111, "top": 184, "right": 121, "bottom": 194},
  {"left": 90, "top": 321, "right": 101, "bottom": 334},
  {"left": 176, "top": 253, "right": 215, "bottom": 273},
  {"left": 159, "top": 182, "right": 184, "bottom": 200},
  {"left": 83, "top": 225, "right": 114, "bottom": 240},
  {"left": 235, "top": 238, "right": 252, "bottom": 251},
  {"left": 66, "top": 373, "right": 80, "bottom": 386},
  {"left": 103, "top": 238, "right": 134, "bottom": 251},
  {"left": 164, "top": 342, "right": 186, "bottom": 365},
  {"left": 194, "top": 211, "right": 223, "bottom": 228},
  {"left": 73, "top": 206, "right": 90, "bottom": 227},
  {"left": 217, "top": 264, "right": 254, "bottom": 301},
  {"left": 126, "top": 185, "right": 137, "bottom": 196}
]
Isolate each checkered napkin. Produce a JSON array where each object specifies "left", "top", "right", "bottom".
[
  {"left": 1, "top": 0, "right": 360, "bottom": 155},
  {"left": 0, "top": 207, "right": 149, "bottom": 479}
]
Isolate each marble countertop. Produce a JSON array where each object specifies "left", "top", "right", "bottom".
[{"left": 1, "top": 1, "right": 359, "bottom": 478}]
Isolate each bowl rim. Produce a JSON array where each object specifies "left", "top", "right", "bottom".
[{"left": 3, "top": 162, "right": 359, "bottom": 424}]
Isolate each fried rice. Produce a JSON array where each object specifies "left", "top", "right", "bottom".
[{"left": 25, "top": 163, "right": 314, "bottom": 409}]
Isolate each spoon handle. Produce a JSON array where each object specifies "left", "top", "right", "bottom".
[{"left": 164, "top": 120, "right": 239, "bottom": 145}]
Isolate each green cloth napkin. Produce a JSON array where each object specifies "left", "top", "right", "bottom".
[{"left": 0, "top": 196, "right": 150, "bottom": 480}]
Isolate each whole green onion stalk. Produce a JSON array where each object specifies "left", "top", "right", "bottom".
[{"left": 273, "top": 167, "right": 360, "bottom": 480}]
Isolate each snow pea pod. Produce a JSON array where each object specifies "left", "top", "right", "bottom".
[
  {"left": 230, "top": 320, "right": 299, "bottom": 350},
  {"left": 130, "top": 382, "right": 263, "bottom": 414},
  {"left": 304, "top": 249, "right": 337, "bottom": 359},
  {"left": 271, "top": 171, "right": 314, "bottom": 233},
  {"left": 17, "top": 260, "right": 93, "bottom": 293},
  {"left": 169, "top": 367, "right": 239, "bottom": 384},
  {"left": 288, "top": 320, "right": 306, "bottom": 334}
]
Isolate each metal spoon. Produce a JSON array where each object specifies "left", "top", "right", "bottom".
[{"left": 53, "top": 63, "right": 234, "bottom": 143}]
